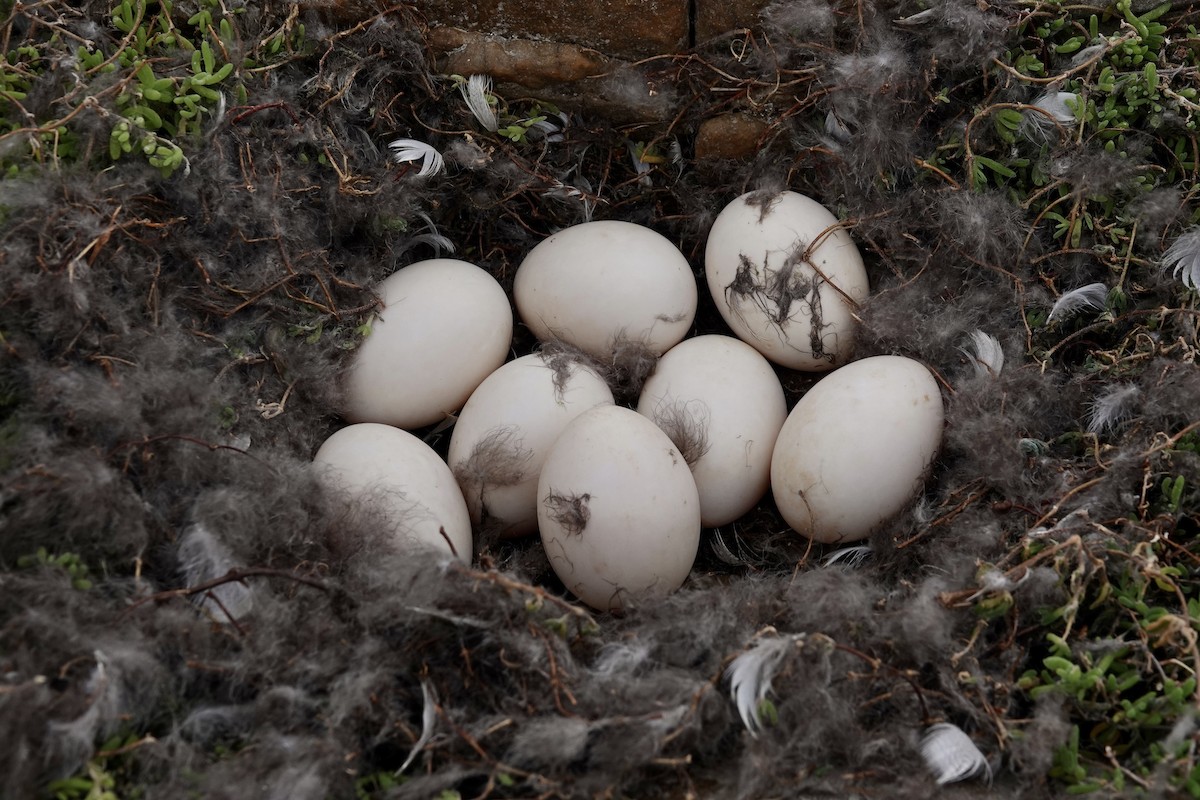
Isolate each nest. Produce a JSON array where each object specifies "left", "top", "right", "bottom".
[{"left": 2, "top": 1, "right": 1199, "bottom": 798}]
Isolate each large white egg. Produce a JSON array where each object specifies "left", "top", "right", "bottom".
[
  {"left": 770, "top": 356, "right": 943, "bottom": 543},
  {"left": 637, "top": 335, "right": 787, "bottom": 527},
  {"left": 514, "top": 220, "right": 697, "bottom": 358},
  {"left": 344, "top": 259, "right": 513, "bottom": 429},
  {"left": 537, "top": 405, "right": 701, "bottom": 611},
  {"left": 448, "top": 351, "right": 614, "bottom": 538},
  {"left": 313, "top": 423, "right": 472, "bottom": 561},
  {"left": 705, "top": 190, "right": 869, "bottom": 371}
]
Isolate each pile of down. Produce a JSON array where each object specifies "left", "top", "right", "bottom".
[{"left": 315, "top": 189, "right": 943, "bottom": 612}]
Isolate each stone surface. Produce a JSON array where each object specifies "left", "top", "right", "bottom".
[
  {"left": 695, "top": 0, "right": 771, "bottom": 44},
  {"left": 430, "top": 29, "right": 678, "bottom": 124},
  {"left": 694, "top": 113, "right": 771, "bottom": 160},
  {"left": 414, "top": 0, "right": 687, "bottom": 59},
  {"left": 305, "top": 0, "right": 773, "bottom": 56},
  {"left": 414, "top": 0, "right": 688, "bottom": 58},
  {"left": 429, "top": 28, "right": 614, "bottom": 90}
]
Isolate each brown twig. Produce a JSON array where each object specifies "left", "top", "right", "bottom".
[{"left": 121, "top": 567, "right": 332, "bottom": 616}]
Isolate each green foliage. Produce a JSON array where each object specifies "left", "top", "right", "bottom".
[
  {"left": 18, "top": 547, "right": 95, "bottom": 590},
  {"left": 1005, "top": 533, "right": 1200, "bottom": 795},
  {"left": 1159, "top": 475, "right": 1186, "bottom": 514},
  {"left": 924, "top": 0, "right": 1198, "bottom": 269},
  {"left": 354, "top": 772, "right": 399, "bottom": 800},
  {"left": 44, "top": 732, "right": 143, "bottom": 800},
  {"left": 1, "top": 0, "right": 307, "bottom": 178}
]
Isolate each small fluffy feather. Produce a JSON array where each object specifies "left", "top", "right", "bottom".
[
  {"left": 961, "top": 330, "right": 1004, "bottom": 378},
  {"left": 177, "top": 524, "right": 254, "bottom": 623},
  {"left": 458, "top": 74, "right": 499, "bottom": 132},
  {"left": 725, "top": 635, "right": 796, "bottom": 737},
  {"left": 919, "top": 723, "right": 991, "bottom": 785},
  {"left": 1086, "top": 383, "right": 1141, "bottom": 434},
  {"left": 823, "top": 545, "right": 873, "bottom": 569},
  {"left": 1047, "top": 282, "right": 1107, "bottom": 324},
  {"left": 397, "top": 680, "right": 436, "bottom": 774},
  {"left": 387, "top": 138, "right": 444, "bottom": 177},
  {"left": 1021, "top": 91, "right": 1080, "bottom": 141},
  {"left": 1162, "top": 226, "right": 1200, "bottom": 290}
]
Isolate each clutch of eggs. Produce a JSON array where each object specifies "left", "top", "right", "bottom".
[{"left": 705, "top": 190, "right": 869, "bottom": 371}]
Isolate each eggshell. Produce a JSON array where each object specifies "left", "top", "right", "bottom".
[
  {"left": 345, "top": 259, "right": 513, "bottom": 429},
  {"left": 771, "top": 356, "right": 943, "bottom": 543},
  {"left": 537, "top": 405, "right": 701, "bottom": 611},
  {"left": 514, "top": 220, "right": 697, "bottom": 358},
  {"left": 448, "top": 352, "right": 615, "bottom": 538},
  {"left": 705, "top": 190, "right": 869, "bottom": 370},
  {"left": 313, "top": 423, "right": 472, "bottom": 561},
  {"left": 637, "top": 335, "right": 787, "bottom": 527}
]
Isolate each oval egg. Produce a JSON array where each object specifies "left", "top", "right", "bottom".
[
  {"left": 514, "top": 220, "right": 697, "bottom": 358},
  {"left": 344, "top": 259, "right": 513, "bottom": 429},
  {"left": 637, "top": 335, "right": 787, "bottom": 527},
  {"left": 705, "top": 190, "right": 868, "bottom": 370},
  {"left": 770, "top": 355, "right": 943, "bottom": 543},
  {"left": 448, "top": 351, "right": 615, "bottom": 538},
  {"left": 313, "top": 422, "right": 472, "bottom": 561},
  {"left": 537, "top": 405, "right": 701, "bottom": 611}
]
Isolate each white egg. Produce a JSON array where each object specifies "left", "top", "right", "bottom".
[
  {"left": 344, "top": 259, "right": 513, "bottom": 429},
  {"left": 770, "top": 355, "right": 943, "bottom": 544},
  {"left": 537, "top": 405, "right": 701, "bottom": 611},
  {"left": 637, "top": 335, "right": 787, "bottom": 527},
  {"left": 514, "top": 220, "right": 697, "bottom": 358},
  {"left": 448, "top": 351, "right": 615, "bottom": 538},
  {"left": 705, "top": 190, "right": 869, "bottom": 371},
  {"left": 313, "top": 423, "right": 472, "bottom": 561}
]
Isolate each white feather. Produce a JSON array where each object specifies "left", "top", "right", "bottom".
[
  {"left": 894, "top": 8, "right": 936, "bottom": 25},
  {"left": 823, "top": 545, "right": 873, "bottom": 569},
  {"left": 920, "top": 723, "right": 991, "bottom": 785},
  {"left": 392, "top": 211, "right": 455, "bottom": 257},
  {"left": 397, "top": 679, "right": 437, "bottom": 775},
  {"left": 178, "top": 524, "right": 253, "bottom": 623},
  {"left": 725, "top": 636, "right": 796, "bottom": 736},
  {"left": 1087, "top": 383, "right": 1141, "bottom": 434},
  {"left": 1047, "top": 282, "right": 1107, "bottom": 324},
  {"left": 387, "top": 138, "right": 444, "bottom": 177},
  {"left": 961, "top": 330, "right": 1004, "bottom": 378},
  {"left": 1069, "top": 43, "right": 1107, "bottom": 68},
  {"left": 1021, "top": 91, "right": 1080, "bottom": 141},
  {"left": 458, "top": 74, "right": 498, "bottom": 132},
  {"left": 1163, "top": 226, "right": 1200, "bottom": 290},
  {"left": 824, "top": 110, "right": 853, "bottom": 144}
]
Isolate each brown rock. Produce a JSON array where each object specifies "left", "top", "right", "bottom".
[
  {"left": 429, "top": 28, "right": 614, "bottom": 90},
  {"left": 414, "top": 0, "right": 688, "bottom": 58},
  {"left": 305, "top": 0, "right": 689, "bottom": 59},
  {"left": 694, "top": 113, "right": 771, "bottom": 161}
]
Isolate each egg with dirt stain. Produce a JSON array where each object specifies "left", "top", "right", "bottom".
[
  {"left": 448, "top": 350, "right": 614, "bottom": 538},
  {"left": 313, "top": 422, "right": 472, "bottom": 561},
  {"left": 344, "top": 259, "right": 513, "bottom": 429},
  {"left": 637, "top": 335, "right": 787, "bottom": 527},
  {"left": 537, "top": 405, "right": 701, "bottom": 611},
  {"left": 770, "top": 355, "right": 943, "bottom": 543},
  {"left": 705, "top": 190, "right": 868, "bottom": 371},
  {"left": 514, "top": 220, "right": 697, "bottom": 359}
]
